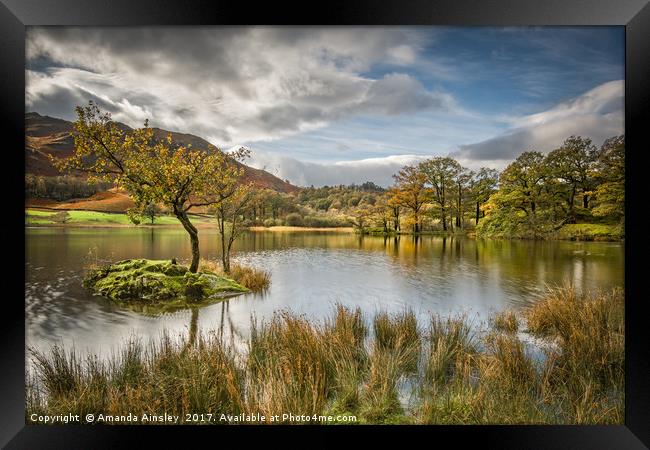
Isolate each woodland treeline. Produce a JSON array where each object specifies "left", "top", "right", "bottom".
[
  {"left": 245, "top": 134, "right": 624, "bottom": 238},
  {"left": 31, "top": 105, "right": 624, "bottom": 240},
  {"left": 25, "top": 174, "right": 112, "bottom": 201},
  {"left": 380, "top": 135, "right": 625, "bottom": 238}
]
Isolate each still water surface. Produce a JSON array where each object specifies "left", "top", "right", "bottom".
[{"left": 26, "top": 227, "right": 624, "bottom": 358}]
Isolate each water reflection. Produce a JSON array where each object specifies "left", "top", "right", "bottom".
[{"left": 26, "top": 228, "right": 624, "bottom": 359}]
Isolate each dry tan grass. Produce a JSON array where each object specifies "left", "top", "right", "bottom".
[
  {"left": 200, "top": 259, "right": 271, "bottom": 292},
  {"left": 491, "top": 310, "right": 519, "bottom": 333},
  {"left": 27, "top": 287, "right": 624, "bottom": 425},
  {"left": 524, "top": 285, "right": 624, "bottom": 423}
]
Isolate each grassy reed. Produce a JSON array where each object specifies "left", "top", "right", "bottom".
[
  {"left": 246, "top": 312, "right": 330, "bottom": 420},
  {"left": 491, "top": 310, "right": 519, "bottom": 333},
  {"left": 200, "top": 259, "right": 271, "bottom": 292},
  {"left": 524, "top": 285, "right": 624, "bottom": 424},
  {"left": 359, "top": 310, "right": 420, "bottom": 423},
  {"left": 27, "top": 287, "right": 624, "bottom": 425}
]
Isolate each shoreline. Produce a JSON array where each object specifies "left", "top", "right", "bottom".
[
  {"left": 248, "top": 226, "right": 354, "bottom": 233},
  {"left": 25, "top": 222, "right": 354, "bottom": 232},
  {"left": 24, "top": 222, "right": 623, "bottom": 241},
  {"left": 25, "top": 207, "right": 623, "bottom": 241}
]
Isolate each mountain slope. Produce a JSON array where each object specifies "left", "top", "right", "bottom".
[{"left": 25, "top": 112, "right": 298, "bottom": 193}]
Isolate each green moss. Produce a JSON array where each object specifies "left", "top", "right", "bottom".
[
  {"left": 557, "top": 223, "right": 623, "bottom": 241},
  {"left": 84, "top": 259, "right": 248, "bottom": 306}
]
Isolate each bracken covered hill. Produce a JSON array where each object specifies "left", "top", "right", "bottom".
[{"left": 25, "top": 112, "right": 298, "bottom": 194}]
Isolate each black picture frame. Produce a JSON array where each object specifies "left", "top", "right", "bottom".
[{"left": 2, "top": 1, "right": 648, "bottom": 447}]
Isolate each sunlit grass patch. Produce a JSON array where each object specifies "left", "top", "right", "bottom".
[
  {"left": 25, "top": 208, "right": 212, "bottom": 226},
  {"left": 25, "top": 209, "right": 58, "bottom": 224},
  {"left": 557, "top": 223, "right": 623, "bottom": 241}
]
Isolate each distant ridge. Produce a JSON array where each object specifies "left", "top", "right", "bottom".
[{"left": 25, "top": 112, "right": 299, "bottom": 194}]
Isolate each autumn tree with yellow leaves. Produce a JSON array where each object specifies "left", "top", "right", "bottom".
[
  {"left": 52, "top": 101, "right": 246, "bottom": 273},
  {"left": 390, "top": 165, "right": 428, "bottom": 233}
]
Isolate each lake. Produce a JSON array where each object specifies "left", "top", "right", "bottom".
[{"left": 25, "top": 227, "right": 624, "bottom": 359}]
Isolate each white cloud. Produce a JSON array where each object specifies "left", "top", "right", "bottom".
[
  {"left": 246, "top": 148, "right": 516, "bottom": 187},
  {"left": 255, "top": 79, "right": 624, "bottom": 187},
  {"left": 26, "top": 27, "right": 451, "bottom": 146},
  {"left": 511, "top": 80, "right": 624, "bottom": 128},
  {"left": 452, "top": 80, "right": 624, "bottom": 160},
  {"left": 247, "top": 150, "right": 428, "bottom": 187},
  {"left": 387, "top": 45, "right": 417, "bottom": 65},
  {"left": 25, "top": 28, "right": 624, "bottom": 187}
]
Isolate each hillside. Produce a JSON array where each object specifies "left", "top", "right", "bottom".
[{"left": 25, "top": 112, "right": 298, "bottom": 194}]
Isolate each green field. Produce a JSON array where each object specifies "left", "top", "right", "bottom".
[{"left": 25, "top": 209, "right": 215, "bottom": 226}]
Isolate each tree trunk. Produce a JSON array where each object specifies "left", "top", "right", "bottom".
[
  {"left": 457, "top": 184, "right": 462, "bottom": 228},
  {"left": 225, "top": 212, "right": 240, "bottom": 274},
  {"left": 220, "top": 216, "right": 229, "bottom": 273},
  {"left": 475, "top": 201, "right": 480, "bottom": 225},
  {"left": 174, "top": 208, "right": 200, "bottom": 273},
  {"left": 225, "top": 237, "right": 236, "bottom": 273},
  {"left": 565, "top": 185, "right": 577, "bottom": 223},
  {"left": 583, "top": 192, "right": 589, "bottom": 209},
  {"left": 222, "top": 248, "right": 230, "bottom": 274},
  {"left": 441, "top": 207, "right": 447, "bottom": 231}
]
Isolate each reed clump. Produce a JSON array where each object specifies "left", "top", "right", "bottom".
[
  {"left": 246, "top": 312, "right": 330, "bottom": 421},
  {"left": 324, "top": 305, "right": 368, "bottom": 411},
  {"left": 372, "top": 310, "right": 420, "bottom": 373},
  {"left": 491, "top": 310, "right": 519, "bottom": 333},
  {"left": 27, "top": 287, "right": 624, "bottom": 425},
  {"left": 200, "top": 258, "right": 271, "bottom": 292},
  {"left": 524, "top": 285, "right": 624, "bottom": 424}
]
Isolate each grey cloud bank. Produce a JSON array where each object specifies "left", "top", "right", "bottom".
[
  {"left": 247, "top": 152, "right": 428, "bottom": 187},
  {"left": 249, "top": 80, "right": 624, "bottom": 187},
  {"left": 25, "top": 27, "right": 624, "bottom": 187},
  {"left": 452, "top": 80, "right": 624, "bottom": 161},
  {"left": 26, "top": 27, "right": 448, "bottom": 146}
]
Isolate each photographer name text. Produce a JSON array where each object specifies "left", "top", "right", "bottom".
[{"left": 29, "top": 412, "right": 357, "bottom": 424}]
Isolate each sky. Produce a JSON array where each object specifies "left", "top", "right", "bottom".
[{"left": 25, "top": 26, "right": 624, "bottom": 187}]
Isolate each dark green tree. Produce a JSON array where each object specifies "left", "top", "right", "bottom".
[
  {"left": 592, "top": 135, "right": 625, "bottom": 223},
  {"left": 470, "top": 168, "right": 499, "bottom": 225},
  {"left": 545, "top": 136, "right": 598, "bottom": 221}
]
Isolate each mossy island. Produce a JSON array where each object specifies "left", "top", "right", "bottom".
[{"left": 83, "top": 259, "right": 249, "bottom": 307}]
